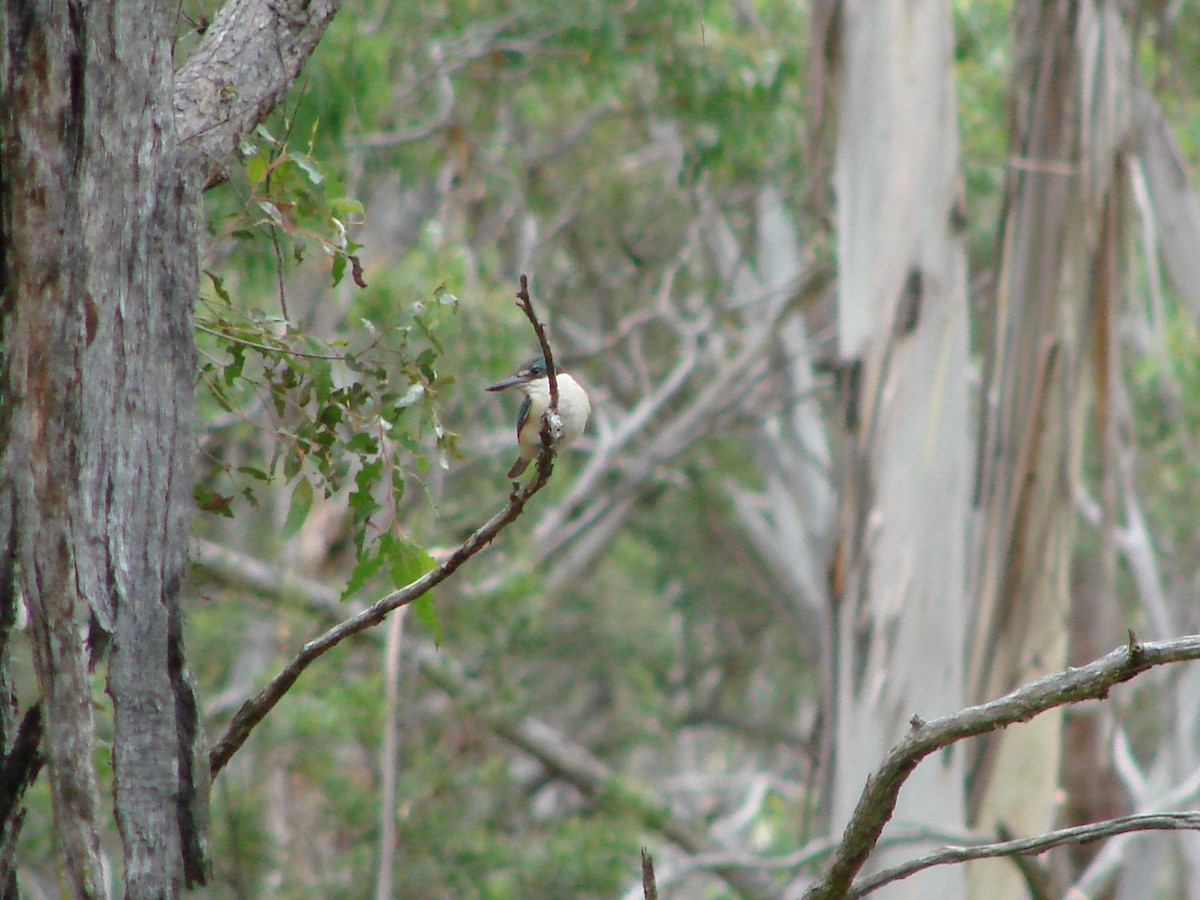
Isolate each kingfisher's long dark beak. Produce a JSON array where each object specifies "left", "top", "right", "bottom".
[{"left": 485, "top": 373, "right": 530, "bottom": 392}]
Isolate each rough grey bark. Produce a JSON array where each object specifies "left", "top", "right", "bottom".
[
  {"left": 1, "top": 0, "right": 342, "bottom": 895},
  {"left": 2, "top": 0, "right": 208, "bottom": 893},
  {"left": 174, "top": 0, "right": 340, "bottom": 188},
  {"left": 2, "top": 5, "right": 116, "bottom": 893}
]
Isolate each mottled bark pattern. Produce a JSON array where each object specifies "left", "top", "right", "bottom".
[
  {"left": 1, "top": 2, "right": 111, "bottom": 894},
  {"left": 3, "top": 0, "right": 345, "bottom": 892},
  {"left": 1, "top": 0, "right": 210, "bottom": 895}
]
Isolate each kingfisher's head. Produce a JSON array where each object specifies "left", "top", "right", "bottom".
[{"left": 485, "top": 357, "right": 549, "bottom": 394}]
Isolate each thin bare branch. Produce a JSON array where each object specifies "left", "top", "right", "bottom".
[
  {"left": 802, "top": 634, "right": 1200, "bottom": 900},
  {"left": 851, "top": 812, "right": 1200, "bottom": 897},
  {"left": 641, "top": 848, "right": 658, "bottom": 900},
  {"left": 515, "top": 274, "right": 559, "bottom": 412}
]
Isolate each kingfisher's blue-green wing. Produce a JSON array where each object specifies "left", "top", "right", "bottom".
[{"left": 516, "top": 395, "right": 532, "bottom": 438}]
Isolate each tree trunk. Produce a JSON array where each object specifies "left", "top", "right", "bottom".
[
  {"left": 1, "top": 0, "right": 208, "bottom": 894},
  {"left": 2, "top": 0, "right": 340, "bottom": 894},
  {"left": 828, "top": 0, "right": 972, "bottom": 894},
  {"left": 966, "top": 1, "right": 1133, "bottom": 894}
]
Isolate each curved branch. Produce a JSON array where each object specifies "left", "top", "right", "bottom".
[
  {"left": 851, "top": 812, "right": 1200, "bottom": 897},
  {"left": 802, "top": 633, "right": 1200, "bottom": 900},
  {"left": 173, "top": 0, "right": 342, "bottom": 188}
]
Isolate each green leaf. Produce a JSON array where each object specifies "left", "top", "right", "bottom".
[
  {"left": 388, "top": 537, "right": 435, "bottom": 588},
  {"left": 327, "top": 196, "right": 365, "bottom": 218},
  {"left": 341, "top": 544, "right": 387, "bottom": 601},
  {"left": 246, "top": 154, "right": 269, "bottom": 188},
  {"left": 416, "top": 348, "right": 438, "bottom": 381},
  {"left": 237, "top": 465, "right": 272, "bottom": 482},
  {"left": 318, "top": 403, "right": 343, "bottom": 427},
  {"left": 223, "top": 343, "right": 247, "bottom": 385},
  {"left": 411, "top": 593, "right": 442, "bottom": 647},
  {"left": 349, "top": 458, "right": 383, "bottom": 525},
  {"left": 258, "top": 200, "right": 284, "bottom": 224},
  {"left": 204, "top": 270, "right": 232, "bottom": 303},
  {"left": 346, "top": 432, "right": 379, "bottom": 454},
  {"left": 281, "top": 477, "right": 313, "bottom": 540},
  {"left": 291, "top": 152, "right": 325, "bottom": 185}
]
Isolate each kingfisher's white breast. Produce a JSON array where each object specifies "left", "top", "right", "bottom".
[{"left": 518, "top": 373, "right": 591, "bottom": 456}]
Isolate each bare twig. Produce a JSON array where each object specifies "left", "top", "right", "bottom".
[
  {"left": 802, "top": 633, "right": 1200, "bottom": 900},
  {"left": 641, "top": 848, "right": 658, "bottom": 900},
  {"left": 850, "top": 812, "right": 1200, "bottom": 897},
  {"left": 1070, "top": 754, "right": 1200, "bottom": 894},
  {"left": 515, "top": 273, "right": 559, "bottom": 411},
  {"left": 512, "top": 274, "right": 568, "bottom": 480},
  {"left": 207, "top": 279, "right": 561, "bottom": 775}
]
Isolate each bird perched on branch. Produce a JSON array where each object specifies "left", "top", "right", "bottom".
[{"left": 486, "top": 357, "right": 591, "bottom": 478}]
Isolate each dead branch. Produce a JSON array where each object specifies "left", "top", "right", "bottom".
[
  {"left": 850, "top": 812, "right": 1200, "bottom": 897},
  {"left": 641, "top": 848, "right": 658, "bottom": 900},
  {"left": 802, "top": 633, "right": 1200, "bottom": 899}
]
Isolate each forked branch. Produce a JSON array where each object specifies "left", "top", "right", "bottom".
[
  {"left": 851, "top": 811, "right": 1200, "bottom": 897},
  {"left": 803, "top": 633, "right": 1200, "bottom": 899}
]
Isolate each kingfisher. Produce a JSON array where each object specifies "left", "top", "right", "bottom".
[{"left": 486, "top": 357, "right": 591, "bottom": 478}]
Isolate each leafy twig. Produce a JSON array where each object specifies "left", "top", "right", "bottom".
[
  {"left": 207, "top": 277, "right": 562, "bottom": 775},
  {"left": 194, "top": 322, "right": 347, "bottom": 360}
]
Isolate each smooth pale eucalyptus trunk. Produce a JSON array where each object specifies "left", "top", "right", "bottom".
[
  {"left": 1, "top": 0, "right": 209, "bottom": 895},
  {"left": 966, "top": 2, "right": 1133, "bottom": 894},
  {"left": 828, "top": 1, "right": 972, "bottom": 894}
]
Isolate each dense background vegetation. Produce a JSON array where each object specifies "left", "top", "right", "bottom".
[{"left": 11, "top": 0, "right": 1200, "bottom": 897}]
